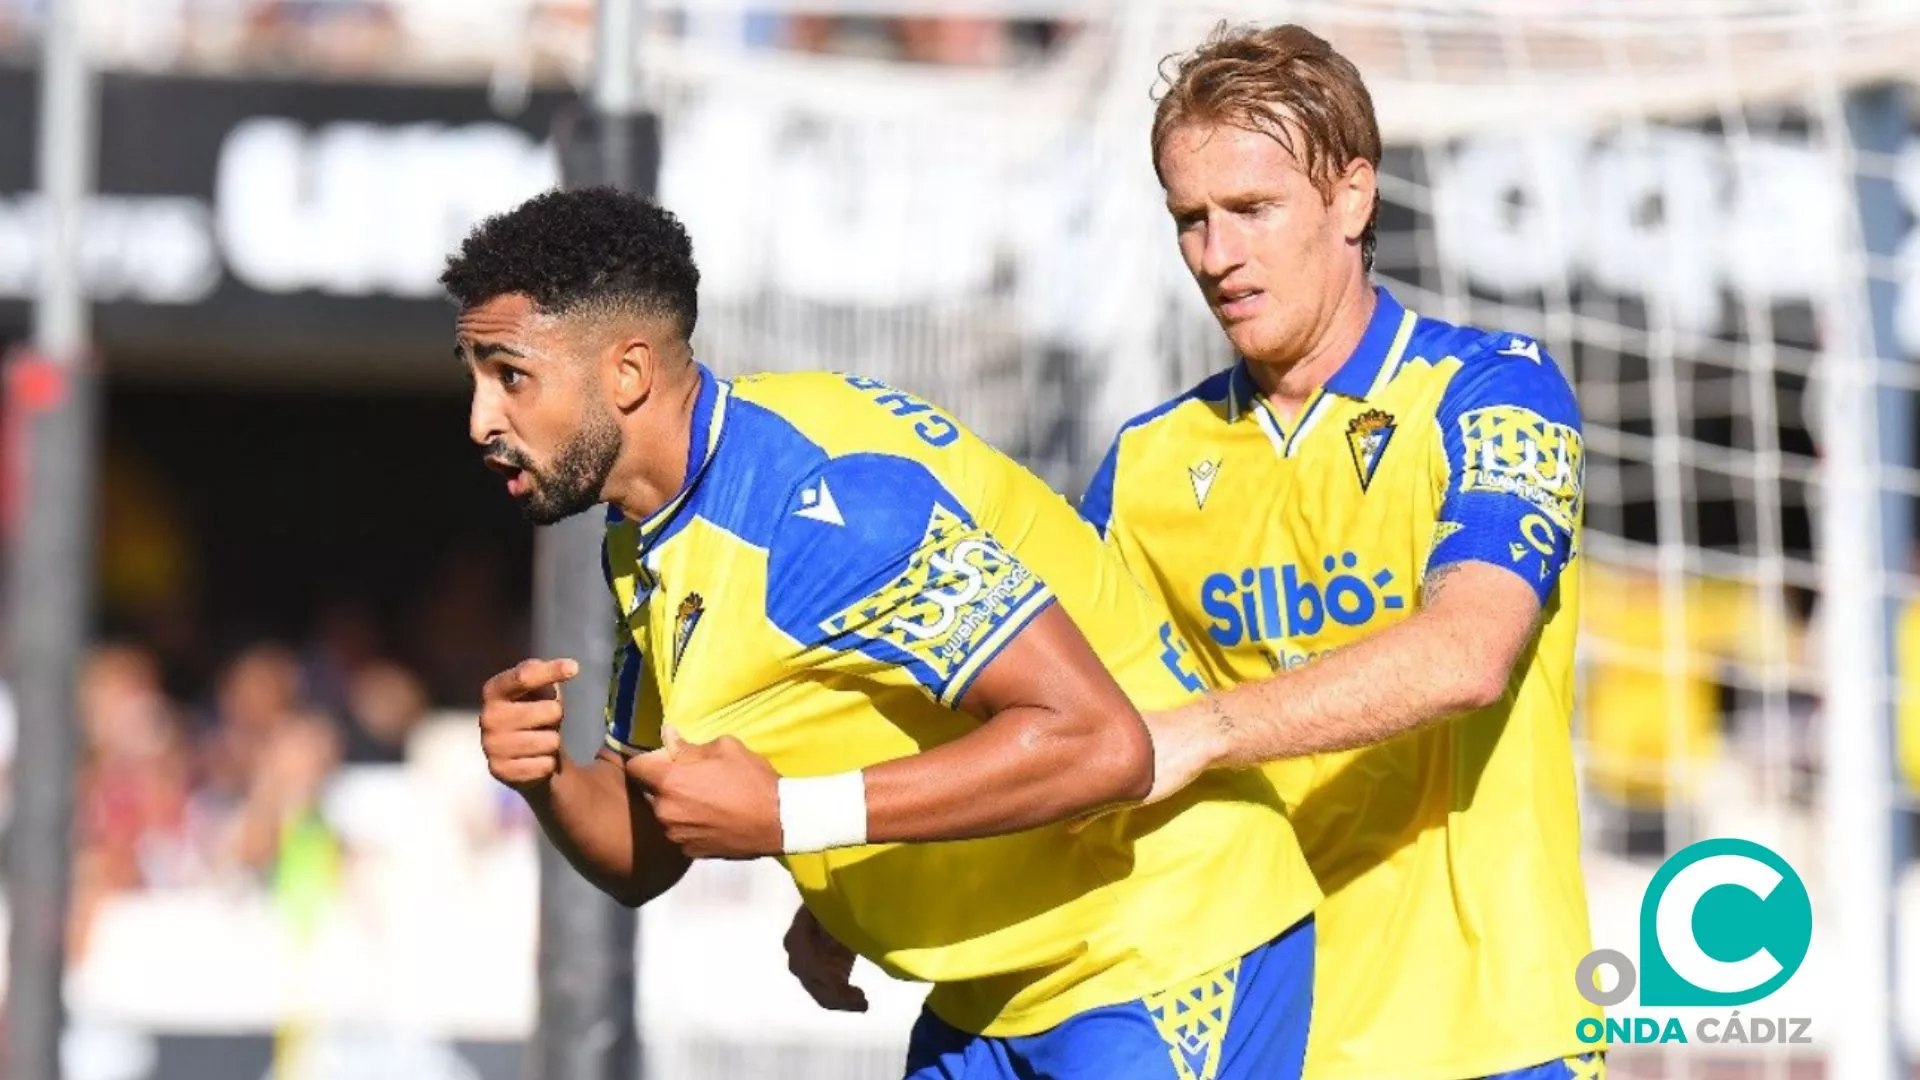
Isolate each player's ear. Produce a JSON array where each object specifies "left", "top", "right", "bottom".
[
  {"left": 611, "top": 337, "right": 653, "bottom": 411},
  {"left": 1336, "top": 157, "right": 1376, "bottom": 244}
]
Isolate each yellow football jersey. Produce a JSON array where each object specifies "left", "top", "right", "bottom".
[
  {"left": 600, "top": 366, "right": 1320, "bottom": 1038},
  {"left": 1081, "top": 287, "right": 1600, "bottom": 1079}
]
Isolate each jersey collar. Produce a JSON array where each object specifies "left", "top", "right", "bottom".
[
  {"left": 1226, "top": 285, "right": 1418, "bottom": 421},
  {"left": 606, "top": 361, "right": 731, "bottom": 540},
  {"left": 1322, "top": 285, "right": 1418, "bottom": 401}
]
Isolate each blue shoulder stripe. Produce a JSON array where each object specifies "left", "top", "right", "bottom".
[
  {"left": 663, "top": 397, "right": 830, "bottom": 553},
  {"left": 1080, "top": 368, "right": 1232, "bottom": 537}
]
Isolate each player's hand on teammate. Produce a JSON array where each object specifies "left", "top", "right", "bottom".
[
  {"left": 1139, "top": 705, "right": 1228, "bottom": 805},
  {"left": 628, "top": 728, "right": 782, "bottom": 859},
  {"left": 783, "top": 905, "right": 868, "bottom": 1013},
  {"left": 478, "top": 658, "right": 580, "bottom": 793},
  {"left": 1059, "top": 706, "right": 1225, "bottom": 835}
]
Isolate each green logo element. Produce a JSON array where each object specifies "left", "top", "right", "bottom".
[{"left": 1639, "top": 838, "right": 1812, "bottom": 1006}]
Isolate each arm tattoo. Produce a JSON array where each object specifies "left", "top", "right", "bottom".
[
  {"left": 1424, "top": 561, "right": 1549, "bottom": 638},
  {"left": 1207, "top": 691, "right": 1235, "bottom": 739},
  {"left": 1421, "top": 563, "right": 1467, "bottom": 606}
]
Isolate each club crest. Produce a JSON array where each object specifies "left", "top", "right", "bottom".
[
  {"left": 672, "top": 593, "right": 705, "bottom": 675},
  {"left": 1346, "top": 409, "right": 1396, "bottom": 492}
]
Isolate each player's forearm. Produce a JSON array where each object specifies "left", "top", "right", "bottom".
[
  {"left": 522, "top": 753, "right": 689, "bottom": 906},
  {"left": 859, "top": 703, "right": 1153, "bottom": 844},
  {"left": 1206, "top": 613, "right": 1488, "bottom": 766},
  {"left": 1178, "top": 568, "right": 1536, "bottom": 768}
]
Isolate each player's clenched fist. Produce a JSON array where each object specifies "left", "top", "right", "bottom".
[
  {"left": 627, "top": 728, "right": 783, "bottom": 859},
  {"left": 478, "top": 658, "right": 580, "bottom": 791},
  {"left": 784, "top": 906, "right": 868, "bottom": 1013}
]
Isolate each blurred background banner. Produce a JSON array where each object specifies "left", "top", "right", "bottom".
[
  {"left": 0, "top": 69, "right": 569, "bottom": 383},
  {"left": 0, "top": 1, "right": 1918, "bottom": 1079}
]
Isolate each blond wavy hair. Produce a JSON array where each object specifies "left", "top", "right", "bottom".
[{"left": 1152, "top": 23, "right": 1383, "bottom": 271}]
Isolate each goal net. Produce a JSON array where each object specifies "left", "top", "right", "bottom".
[{"left": 625, "top": 2, "right": 1920, "bottom": 1076}]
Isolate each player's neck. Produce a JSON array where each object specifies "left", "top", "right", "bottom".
[
  {"left": 604, "top": 368, "right": 704, "bottom": 523},
  {"left": 1247, "top": 275, "right": 1375, "bottom": 423}
]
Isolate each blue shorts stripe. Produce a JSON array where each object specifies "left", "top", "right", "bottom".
[{"left": 904, "top": 917, "right": 1314, "bottom": 1080}]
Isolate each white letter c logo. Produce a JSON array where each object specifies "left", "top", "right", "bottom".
[{"left": 1654, "top": 853, "right": 1783, "bottom": 994}]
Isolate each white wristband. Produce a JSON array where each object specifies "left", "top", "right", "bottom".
[{"left": 778, "top": 771, "right": 869, "bottom": 854}]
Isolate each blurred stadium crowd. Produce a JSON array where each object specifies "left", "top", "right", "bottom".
[{"left": 0, "top": 453, "right": 533, "bottom": 970}]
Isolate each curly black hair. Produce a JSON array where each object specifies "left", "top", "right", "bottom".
[{"left": 440, "top": 186, "right": 700, "bottom": 339}]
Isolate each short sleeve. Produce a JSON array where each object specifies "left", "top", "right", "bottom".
[
  {"left": 1078, "top": 435, "right": 1121, "bottom": 540},
  {"left": 765, "top": 453, "right": 1056, "bottom": 708},
  {"left": 1427, "top": 339, "right": 1585, "bottom": 603},
  {"left": 1077, "top": 430, "right": 1157, "bottom": 591}
]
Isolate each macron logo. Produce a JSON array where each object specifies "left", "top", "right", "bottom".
[
  {"left": 1189, "top": 459, "right": 1220, "bottom": 510},
  {"left": 795, "top": 478, "right": 845, "bottom": 526},
  {"left": 1499, "top": 337, "right": 1542, "bottom": 364}
]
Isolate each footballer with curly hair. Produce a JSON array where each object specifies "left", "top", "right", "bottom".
[{"left": 448, "top": 186, "right": 1323, "bottom": 1080}]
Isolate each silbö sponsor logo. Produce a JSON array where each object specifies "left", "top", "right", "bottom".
[{"left": 1200, "top": 553, "right": 1404, "bottom": 647}]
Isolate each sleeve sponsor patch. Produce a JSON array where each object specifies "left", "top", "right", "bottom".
[
  {"left": 819, "top": 502, "right": 1050, "bottom": 704},
  {"left": 1458, "top": 405, "right": 1584, "bottom": 532}
]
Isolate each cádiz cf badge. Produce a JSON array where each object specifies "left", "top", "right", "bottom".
[
  {"left": 672, "top": 593, "right": 705, "bottom": 676},
  {"left": 1346, "top": 409, "right": 1396, "bottom": 492}
]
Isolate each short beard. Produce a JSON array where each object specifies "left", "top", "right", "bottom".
[{"left": 517, "top": 406, "right": 622, "bottom": 526}]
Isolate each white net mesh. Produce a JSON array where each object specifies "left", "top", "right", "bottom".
[{"left": 622, "top": 2, "right": 1920, "bottom": 1075}]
